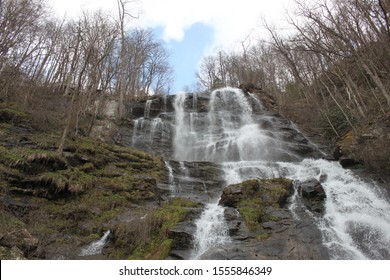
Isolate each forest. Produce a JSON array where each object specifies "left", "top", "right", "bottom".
[{"left": 1, "top": 0, "right": 390, "bottom": 170}]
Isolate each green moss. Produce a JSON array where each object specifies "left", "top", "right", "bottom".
[
  {"left": 256, "top": 232, "right": 271, "bottom": 241},
  {"left": 0, "top": 146, "right": 25, "bottom": 164},
  {"left": 0, "top": 128, "right": 166, "bottom": 259},
  {"left": 124, "top": 198, "right": 202, "bottom": 260},
  {"left": 226, "top": 178, "right": 292, "bottom": 232},
  {"left": 238, "top": 198, "right": 266, "bottom": 231},
  {"left": 0, "top": 108, "right": 28, "bottom": 124},
  {"left": 154, "top": 198, "right": 200, "bottom": 231},
  {"left": 0, "top": 210, "right": 26, "bottom": 232}
]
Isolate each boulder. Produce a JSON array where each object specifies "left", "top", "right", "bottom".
[
  {"left": 339, "top": 157, "right": 360, "bottom": 168},
  {"left": 219, "top": 178, "right": 293, "bottom": 209},
  {"left": 332, "top": 145, "right": 343, "bottom": 160},
  {"left": 297, "top": 179, "right": 326, "bottom": 214}
]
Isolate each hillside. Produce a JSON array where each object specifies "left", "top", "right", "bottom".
[{"left": 0, "top": 98, "right": 203, "bottom": 260}]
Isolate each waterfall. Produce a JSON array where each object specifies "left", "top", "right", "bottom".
[
  {"left": 169, "top": 87, "right": 390, "bottom": 259},
  {"left": 193, "top": 92, "right": 198, "bottom": 110},
  {"left": 192, "top": 203, "right": 230, "bottom": 259},
  {"left": 164, "top": 160, "right": 176, "bottom": 194},
  {"left": 125, "top": 87, "right": 390, "bottom": 259},
  {"left": 221, "top": 158, "right": 390, "bottom": 259},
  {"left": 131, "top": 100, "right": 168, "bottom": 152},
  {"left": 172, "top": 87, "right": 302, "bottom": 259},
  {"left": 79, "top": 230, "right": 110, "bottom": 257},
  {"left": 144, "top": 100, "right": 153, "bottom": 118}
]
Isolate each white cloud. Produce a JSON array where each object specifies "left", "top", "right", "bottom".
[
  {"left": 49, "top": 0, "right": 294, "bottom": 49},
  {"left": 138, "top": 0, "right": 293, "bottom": 48}
]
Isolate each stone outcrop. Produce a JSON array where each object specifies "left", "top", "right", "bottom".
[
  {"left": 297, "top": 179, "right": 327, "bottom": 214},
  {"left": 219, "top": 178, "right": 293, "bottom": 209},
  {"left": 209, "top": 178, "right": 329, "bottom": 260},
  {"left": 239, "top": 83, "right": 277, "bottom": 111},
  {"left": 167, "top": 221, "right": 196, "bottom": 250},
  {"left": 159, "top": 160, "right": 225, "bottom": 202}
]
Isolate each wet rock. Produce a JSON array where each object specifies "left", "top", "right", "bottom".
[
  {"left": 262, "top": 221, "right": 279, "bottom": 230},
  {"left": 297, "top": 179, "right": 326, "bottom": 214},
  {"left": 160, "top": 160, "right": 225, "bottom": 203},
  {"left": 333, "top": 146, "right": 343, "bottom": 160},
  {"left": 167, "top": 221, "right": 196, "bottom": 250},
  {"left": 168, "top": 250, "right": 193, "bottom": 260},
  {"left": 197, "top": 246, "right": 231, "bottom": 260},
  {"left": 220, "top": 210, "right": 329, "bottom": 260},
  {"left": 215, "top": 177, "right": 329, "bottom": 260},
  {"left": 339, "top": 157, "right": 360, "bottom": 168},
  {"left": 219, "top": 178, "right": 293, "bottom": 209},
  {"left": 223, "top": 207, "right": 251, "bottom": 239},
  {"left": 219, "top": 185, "right": 244, "bottom": 208}
]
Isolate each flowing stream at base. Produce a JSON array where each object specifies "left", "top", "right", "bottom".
[{"left": 134, "top": 87, "right": 390, "bottom": 259}]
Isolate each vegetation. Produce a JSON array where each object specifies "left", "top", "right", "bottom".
[
  {"left": 118, "top": 198, "right": 202, "bottom": 260},
  {"left": 0, "top": 104, "right": 171, "bottom": 258}
]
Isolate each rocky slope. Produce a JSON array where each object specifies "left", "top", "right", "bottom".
[{"left": 0, "top": 102, "right": 199, "bottom": 260}]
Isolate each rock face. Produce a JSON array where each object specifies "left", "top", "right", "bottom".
[
  {"left": 219, "top": 178, "right": 293, "bottom": 209},
  {"left": 214, "top": 178, "right": 329, "bottom": 260},
  {"left": 168, "top": 221, "right": 196, "bottom": 250},
  {"left": 297, "top": 179, "right": 327, "bottom": 214},
  {"left": 159, "top": 160, "right": 225, "bottom": 203}
]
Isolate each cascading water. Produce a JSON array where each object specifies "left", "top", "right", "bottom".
[
  {"left": 131, "top": 99, "right": 171, "bottom": 155},
  {"left": 125, "top": 87, "right": 390, "bottom": 259},
  {"left": 171, "top": 88, "right": 311, "bottom": 259},
  {"left": 79, "top": 230, "right": 111, "bottom": 257},
  {"left": 192, "top": 203, "right": 230, "bottom": 259},
  {"left": 169, "top": 87, "right": 390, "bottom": 260}
]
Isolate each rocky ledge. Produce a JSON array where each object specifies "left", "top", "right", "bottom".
[{"left": 168, "top": 178, "right": 329, "bottom": 260}]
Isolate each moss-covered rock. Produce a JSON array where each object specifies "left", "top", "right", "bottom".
[
  {"left": 105, "top": 197, "right": 202, "bottom": 260},
  {"left": 219, "top": 178, "right": 293, "bottom": 231},
  {"left": 0, "top": 127, "right": 166, "bottom": 259}
]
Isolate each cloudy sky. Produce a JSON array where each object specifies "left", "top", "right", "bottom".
[{"left": 48, "top": 0, "right": 294, "bottom": 92}]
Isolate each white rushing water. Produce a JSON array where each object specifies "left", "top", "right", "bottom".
[
  {"left": 132, "top": 99, "right": 169, "bottom": 152},
  {"left": 170, "top": 87, "right": 390, "bottom": 259},
  {"left": 222, "top": 159, "right": 390, "bottom": 259},
  {"left": 79, "top": 230, "right": 111, "bottom": 257},
  {"left": 192, "top": 203, "right": 230, "bottom": 259}
]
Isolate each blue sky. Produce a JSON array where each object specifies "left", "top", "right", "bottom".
[
  {"left": 49, "top": 0, "right": 293, "bottom": 93},
  {"left": 154, "top": 23, "right": 214, "bottom": 92}
]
